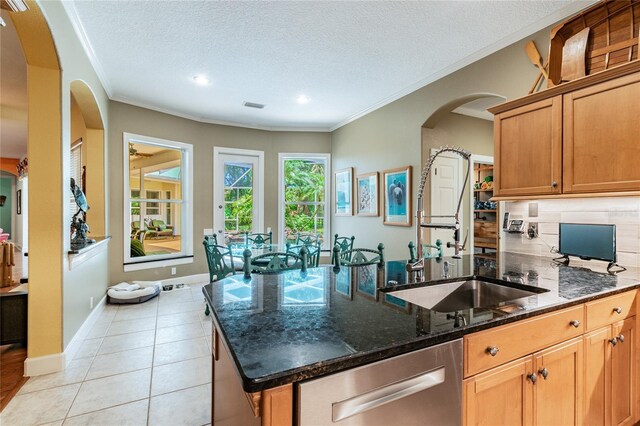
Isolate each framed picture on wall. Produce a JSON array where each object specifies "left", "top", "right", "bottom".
[
  {"left": 383, "top": 166, "right": 412, "bottom": 227},
  {"left": 356, "top": 172, "right": 379, "bottom": 216},
  {"left": 16, "top": 189, "right": 21, "bottom": 215},
  {"left": 334, "top": 167, "right": 353, "bottom": 216}
]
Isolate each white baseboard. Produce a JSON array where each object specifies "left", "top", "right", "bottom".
[
  {"left": 24, "top": 352, "right": 66, "bottom": 377},
  {"left": 63, "top": 295, "right": 107, "bottom": 368},
  {"left": 160, "top": 273, "right": 209, "bottom": 286},
  {"left": 25, "top": 295, "right": 108, "bottom": 376}
]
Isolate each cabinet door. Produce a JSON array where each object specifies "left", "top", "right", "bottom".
[
  {"left": 563, "top": 72, "right": 640, "bottom": 193},
  {"left": 532, "top": 337, "right": 583, "bottom": 425},
  {"left": 464, "top": 356, "right": 534, "bottom": 426},
  {"left": 212, "top": 327, "right": 261, "bottom": 426},
  {"left": 494, "top": 96, "right": 562, "bottom": 197},
  {"left": 583, "top": 326, "right": 612, "bottom": 426},
  {"left": 611, "top": 317, "right": 636, "bottom": 426}
]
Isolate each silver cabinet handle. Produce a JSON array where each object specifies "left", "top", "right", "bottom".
[
  {"left": 551, "top": 181, "right": 558, "bottom": 188},
  {"left": 486, "top": 347, "right": 499, "bottom": 357},
  {"left": 617, "top": 334, "right": 625, "bottom": 343},
  {"left": 527, "top": 372, "right": 538, "bottom": 384},
  {"left": 609, "top": 337, "right": 618, "bottom": 346},
  {"left": 569, "top": 320, "right": 581, "bottom": 328},
  {"left": 538, "top": 368, "right": 549, "bottom": 380},
  {"left": 613, "top": 307, "right": 623, "bottom": 314},
  {"left": 332, "top": 367, "right": 445, "bottom": 422}
]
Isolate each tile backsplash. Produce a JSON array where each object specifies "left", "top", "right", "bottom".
[{"left": 502, "top": 197, "right": 640, "bottom": 269}]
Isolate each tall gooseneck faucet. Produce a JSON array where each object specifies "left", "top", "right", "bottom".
[{"left": 407, "top": 146, "right": 472, "bottom": 276}]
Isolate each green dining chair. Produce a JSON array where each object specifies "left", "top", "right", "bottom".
[
  {"left": 334, "top": 234, "right": 355, "bottom": 262},
  {"left": 202, "top": 236, "right": 235, "bottom": 316},
  {"left": 244, "top": 231, "right": 272, "bottom": 247},
  {"left": 332, "top": 243, "right": 384, "bottom": 268},
  {"left": 243, "top": 246, "right": 308, "bottom": 278},
  {"left": 296, "top": 232, "right": 320, "bottom": 247},
  {"left": 408, "top": 239, "right": 443, "bottom": 261},
  {"left": 286, "top": 242, "right": 320, "bottom": 267}
]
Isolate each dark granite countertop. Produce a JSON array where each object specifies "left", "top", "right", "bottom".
[{"left": 203, "top": 252, "right": 640, "bottom": 393}]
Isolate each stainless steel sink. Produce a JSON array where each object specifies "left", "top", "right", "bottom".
[{"left": 388, "top": 279, "right": 548, "bottom": 313}]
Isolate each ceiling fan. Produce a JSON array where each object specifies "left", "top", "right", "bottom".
[{"left": 129, "top": 143, "right": 153, "bottom": 158}]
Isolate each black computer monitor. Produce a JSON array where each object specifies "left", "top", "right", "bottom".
[{"left": 558, "top": 223, "right": 616, "bottom": 262}]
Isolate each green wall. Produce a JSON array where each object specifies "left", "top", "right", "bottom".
[{"left": 0, "top": 177, "right": 13, "bottom": 235}]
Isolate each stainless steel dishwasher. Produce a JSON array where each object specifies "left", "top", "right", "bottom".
[{"left": 297, "top": 338, "right": 462, "bottom": 425}]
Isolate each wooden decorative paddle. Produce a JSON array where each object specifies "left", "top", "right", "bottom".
[{"left": 525, "top": 41, "right": 549, "bottom": 80}]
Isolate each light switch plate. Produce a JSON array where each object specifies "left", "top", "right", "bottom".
[{"left": 204, "top": 228, "right": 213, "bottom": 236}]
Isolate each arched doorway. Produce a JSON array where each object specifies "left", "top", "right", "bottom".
[
  {"left": 8, "top": 1, "right": 65, "bottom": 374},
  {"left": 421, "top": 93, "right": 505, "bottom": 257}
]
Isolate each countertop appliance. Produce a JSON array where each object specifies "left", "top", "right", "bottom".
[
  {"left": 559, "top": 223, "right": 616, "bottom": 262},
  {"left": 297, "top": 338, "right": 462, "bottom": 425}
]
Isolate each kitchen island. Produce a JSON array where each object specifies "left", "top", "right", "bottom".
[{"left": 203, "top": 252, "right": 640, "bottom": 425}]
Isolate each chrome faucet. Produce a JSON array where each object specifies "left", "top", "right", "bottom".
[
  {"left": 407, "top": 146, "right": 471, "bottom": 278},
  {"left": 442, "top": 261, "right": 451, "bottom": 278}
]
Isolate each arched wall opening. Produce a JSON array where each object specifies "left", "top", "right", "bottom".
[
  {"left": 70, "top": 80, "right": 106, "bottom": 237},
  {"left": 420, "top": 93, "right": 506, "bottom": 256},
  {"left": 9, "top": 0, "right": 64, "bottom": 370}
]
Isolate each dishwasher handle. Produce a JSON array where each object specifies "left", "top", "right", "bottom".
[{"left": 332, "top": 366, "right": 446, "bottom": 422}]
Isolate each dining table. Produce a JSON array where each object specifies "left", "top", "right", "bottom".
[{"left": 226, "top": 243, "right": 293, "bottom": 270}]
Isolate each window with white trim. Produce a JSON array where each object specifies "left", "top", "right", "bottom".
[
  {"left": 278, "top": 153, "right": 330, "bottom": 249},
  {"left": 124, "top": 133, "right": 193, "bottom": 270}
]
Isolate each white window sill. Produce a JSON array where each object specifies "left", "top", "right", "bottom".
[
  {"left": 123, "top": 256, "right": 193, "bottom": 272},
  {"left": 68, "top": 237, "right": 111, "bottom": 270}
]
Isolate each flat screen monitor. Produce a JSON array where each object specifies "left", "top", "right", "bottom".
[{"left": 559, "top": 223, "right": 616, "bottom": 262}]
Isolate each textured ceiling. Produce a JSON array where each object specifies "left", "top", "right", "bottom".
[
  {"left": 0, "top": 10, "right": 28, "bottom": 159},
  {"left": 65, "top": 1, "right": 594, "bottom": 131}
]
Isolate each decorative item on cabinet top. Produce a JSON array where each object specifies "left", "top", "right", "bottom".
[{"left": 548, "top": 0, "right": 640, "bottom": 87}]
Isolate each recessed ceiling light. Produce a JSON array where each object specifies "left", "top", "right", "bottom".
[
  {"left": 296, "top": 95, "right": 310, "bottom": 105},
  {"left": 193, "top": 75, "right": 210, "bottom": 86}
]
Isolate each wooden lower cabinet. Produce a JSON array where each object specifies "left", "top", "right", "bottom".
[
  {"left": 212, "top": 327, "right": 293, "bottom": 426},
  {"left": 464, "top": 338, "right": 583, "bottom": 426},
  {"left": 584, "top": 317, "right": 636, "bottom": 426},
  {"left": 463, "top": 357, "right": 534, "bottom": 426},
  {"left": 611, "top": 317, "right": 636, "bottom": 426},
  {"left": 584, "top": 326, "right": 610, "bottom": 425},
  {"left": 532, "top": 337, "right": 583, "bottom": 425}
]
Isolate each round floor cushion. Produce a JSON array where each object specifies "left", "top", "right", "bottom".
[{"left": 107, "top": 283, "right": 160, "bottom": 304}]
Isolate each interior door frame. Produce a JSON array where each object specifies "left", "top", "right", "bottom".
[
  {"left": 213, "top": 147, "right": 265, "bottom": 241},
  {"left": 468, "top": 154, "right": 494, "bottom": 252},
  {"left": 429, "top": 148, "right": 463, "bottom": 255}
]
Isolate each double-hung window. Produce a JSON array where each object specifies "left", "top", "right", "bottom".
[
  {"left": 124, "top": 133, "right": 193, "bottom": 270},
  {"left": 278, "top": 153, "right": 330, "bottom": 249}
]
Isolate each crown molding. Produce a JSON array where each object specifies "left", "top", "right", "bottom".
[
  {"left": 60, "top": 0, "right": 597, "bottom": 133},
  {"left": 111, "top": 95, "right": 332, "bottom": 133},
  {"left": 328, "top": 0, "right": 599, "bottom": 132},
  {"left": 60, "top": 0, "right": 113, "bottom": 97}
]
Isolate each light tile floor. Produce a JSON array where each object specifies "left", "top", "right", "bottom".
[{"left": 1, "top": 283, "right": 213, "bottom": 426}]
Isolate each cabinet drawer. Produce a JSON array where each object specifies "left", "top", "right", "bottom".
[
  {"left": 464, "top": 305, "right": 584, "bottom": 377},
  {"left": 585, "top": 290, "right": 637, "bottom": 331}
]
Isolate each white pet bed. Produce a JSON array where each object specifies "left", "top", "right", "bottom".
[{"left": 107, "top": 281, "right": 161, "bottom": 304}]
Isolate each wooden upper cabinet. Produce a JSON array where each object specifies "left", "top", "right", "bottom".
[
  {"left": 494, "top": 96, "right": 563, "bottom": 197},
  {"left": 563, "top": 72, "right": 640, "bottom": 193}
]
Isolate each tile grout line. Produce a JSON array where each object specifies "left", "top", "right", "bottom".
[
  {"left": 146, "top": 298, "right": 160, "bottom": 426},
  {"left": 60, "top": 304, "right": 119, "bottom": 423}
]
